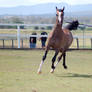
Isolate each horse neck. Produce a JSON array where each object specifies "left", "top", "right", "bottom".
[
  {"left": 54, "top": 23, "right": 63, "bottom": 32},
  {"left": 52, "top": 24, "right": 63, "bottom": 37}
]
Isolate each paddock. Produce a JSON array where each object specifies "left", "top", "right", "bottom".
[
  {"left": 0, "top": 49, "right": 92, "bottom": 92},
  {"left": 0, "top": 23, "right": 92, "bottom": 92}
]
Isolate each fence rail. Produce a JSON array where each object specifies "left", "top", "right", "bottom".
[
  {"left": 0, "top": 34, "right": 92, "bottom": 49},
  {"left": 0, "top": 23, "right": 54, "bottom": 48},
  {"left": 0, "top": 34, "right": 92, "bottom": 39},
  {"left": 0, "top": 23, "right": 92, "bottom": 49}
]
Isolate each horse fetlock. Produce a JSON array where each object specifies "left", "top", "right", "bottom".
[
  {"left": 63, "top": 64, "right": 67, "bottom": 69},
  {"left": 51, "top": 65, "right": 55, "bottom": 69},
  {"left": 37, "top": 69, "right": 42, "bottom": 74}
]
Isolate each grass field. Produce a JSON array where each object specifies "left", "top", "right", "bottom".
[{"left": 0, "top": 50, "right": 92, "bottom": 92}]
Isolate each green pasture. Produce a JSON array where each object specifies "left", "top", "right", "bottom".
[{"left": 0, "top": 50, "right": 92, "bottom": 92}]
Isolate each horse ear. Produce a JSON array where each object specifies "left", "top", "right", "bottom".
[
  {"left": 62, "top": 6, "right": 65, "bottom": 11},
  {"left": 56, "top": 6, "right": 57, "bottom": 10}
]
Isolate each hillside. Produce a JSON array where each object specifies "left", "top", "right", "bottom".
[{"left": 0, "top": 3, "right": 92, "bottom": 16}]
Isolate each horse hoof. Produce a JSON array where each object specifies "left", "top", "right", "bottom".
[
  {"left": 64, "top": 66, "right": 67, "bottom": 69},
  {"left": 37, "top": 70, "right": 42, "bottom": 74},
  {"left": 50, "top": 69, "right": 54, "bottom": 73}
]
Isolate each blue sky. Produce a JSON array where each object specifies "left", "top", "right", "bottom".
[{"left": 0, "top": 0, "right": 92, "bottom": 7}]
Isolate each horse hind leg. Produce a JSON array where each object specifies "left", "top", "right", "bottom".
[
  {"left": 37, "top": 49, "right": 48, "bottom": 74},
  {"left": 62, "top": 52, "right": 67, "bottom": 69},
  {"left": 50, "top": 50, "right": 59, "bottom": 73},
  {"left": 55, "top": 52, "right": 67, "bottom": 69}
]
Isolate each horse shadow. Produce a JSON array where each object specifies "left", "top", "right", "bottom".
[{"left": 55, "top": 73, "right": 92, "bottom": 79}]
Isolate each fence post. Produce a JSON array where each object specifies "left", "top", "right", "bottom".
[
  {"left": 76, "top": 38, "right": 79, "bottom": 49},
  {"left": 91, "top": 38, "right": 92, "bottom": 49},
  {"left": 17, "top": 25, "right": 21, "bottom": 48},
  {"left": 21, "top": 39, "right": 23, "bottom": 48},
  {"left": 3, "top": 40, "right": 5, "bottom": 48},
  {"left": 12, "top": 40, "right": 14, "bottom": 48}
]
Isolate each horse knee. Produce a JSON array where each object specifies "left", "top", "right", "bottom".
[
  {"left": 52, "top": 57, "right": 56, "bottom": 62},
  {"left": 52, "top": 52, "right": 58, "bottom": 62},
  {"left": 51, "top": 51, "right": 59, "bottom": 69},
  {"left": 42, "top": 50, "right": 48, "bottom": 61}
]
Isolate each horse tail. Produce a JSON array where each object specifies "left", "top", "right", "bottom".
[{"left": 65, "top": 20, "right": 79, "bottom": 31}]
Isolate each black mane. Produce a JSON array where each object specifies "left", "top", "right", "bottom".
[{"left": 65, "top": 20, "right": 79, "bottom": 31}]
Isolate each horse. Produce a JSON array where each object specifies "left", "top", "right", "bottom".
[{"left": 37, "top": 6, "right": 79, "bottom": 74}]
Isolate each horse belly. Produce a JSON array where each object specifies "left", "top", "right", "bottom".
[
  {"left": 59, "top": 33, "right": 73, "bottom": 51},
  {"left": 64, "top": 34, "right": 73, "bottom": 49},
  {"left": 47, "top": 38, "right": 61, "bottom": 49},
  {"left": 67, "top": 33, "right": 73, "bottom": 46}
]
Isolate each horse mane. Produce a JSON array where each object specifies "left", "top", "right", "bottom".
[{"left": 64, "top": 20, "right": 79, "bottom": 31}]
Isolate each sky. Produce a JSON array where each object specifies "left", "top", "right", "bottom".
[{"left": 0, "top": 0, "right": 92, "bottom": 7}]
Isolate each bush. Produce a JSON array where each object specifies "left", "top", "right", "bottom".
[
  {"left": 46, "top": 26, "right": 52, "bottom": 30},
  {"left": 34, "top": 26, "right": 39, "bottom": 30}
]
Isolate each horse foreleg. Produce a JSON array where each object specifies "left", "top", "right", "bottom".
[
  {"left": 37, "top": 49, "right": 48, "bottom": 74},
  {"left": 54, "top": 54, "right": 63, "bottom": 68},
  {"left": 63, "top": 52, "right": 67, "bottom": 69},
  {"left": 50, "top": 50, "right": 59, "bottom": 73}
]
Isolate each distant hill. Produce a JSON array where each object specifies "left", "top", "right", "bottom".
[{"left": 0, "top": 3, "right": 92, "bottom": 16}]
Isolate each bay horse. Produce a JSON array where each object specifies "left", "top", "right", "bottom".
[{"left": 37, "top": 7, "right": 79, "bottom": 74}]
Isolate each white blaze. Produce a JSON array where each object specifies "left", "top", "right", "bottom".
[{"left": 58, "top": 12, "right": 61, "bottom": 23}]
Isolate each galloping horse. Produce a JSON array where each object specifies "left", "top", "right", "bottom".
[{"left": 38, "top": 7, "right": 79, "bottom": 73}]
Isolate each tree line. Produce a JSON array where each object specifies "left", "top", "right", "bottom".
[{"left": 0, "top": 15, "right": 92, "bottom": 29}]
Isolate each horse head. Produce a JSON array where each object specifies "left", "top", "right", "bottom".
[{"left": 56, "top": 6, "right": 65, "bottom": 25}]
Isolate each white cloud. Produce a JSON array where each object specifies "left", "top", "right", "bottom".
[{"left": 0, "top": 0, "right": 31, "bottom": 7}]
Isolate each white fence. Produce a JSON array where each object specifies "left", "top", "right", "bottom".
[
  {"left": 0, "top": 34, "right": 92, "bottom": 48},
  {"left": 0, "top": 23, "right": 54, "bottom": 48},
  {"left": 0, "top": 23, "right": 92, "bottom": 49}
]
